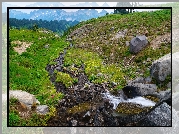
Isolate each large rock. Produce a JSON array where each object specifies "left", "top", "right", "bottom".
[
  {"left": 137, "top": 102, "right": 171, "bottom": 126},
  {"left": 150, "top": 53, "right": 171, "bottom": 82},
  {"left": 9, "top": 90, "right": 40, "bottom": 108},
  {"left": 123, "top": 84, "right": 158, "bottom": 98},
  {"left": 129, "top": 35, "right": 148, "bottom": 54}
]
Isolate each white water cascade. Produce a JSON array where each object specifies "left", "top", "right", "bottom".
[{"left": 102, "top": 91, "right": 156, "bottom": 109}]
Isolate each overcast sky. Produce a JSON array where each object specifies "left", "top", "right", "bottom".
[{"left": 5, "top": 2, "right": 172, "bottom": 13}]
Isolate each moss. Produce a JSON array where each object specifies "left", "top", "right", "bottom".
[
  {"left": 67, "top": 102, "right": 92, "bottom": 114},
  {"left": 115, "top": 102, "right": 152, "bottom": 115},
  {"left": 143, "top": 95, "right": 160, "bottom": 103}
]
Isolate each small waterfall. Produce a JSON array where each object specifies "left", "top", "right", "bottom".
[
  {"left": 102, "top": 91, "right": 156, "bottom": 109},
  {"left": 102, "top": 91, "right": 125, "bottom": 109},
  {"left": 127, "top": 96, "right": 156, "bottom": 107}
]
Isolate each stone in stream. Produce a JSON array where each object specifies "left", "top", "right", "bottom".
[{"left": 122, "top": 84, "right": 157, "bottom": 99}]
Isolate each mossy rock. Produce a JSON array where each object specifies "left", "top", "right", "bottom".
[
  {"left": 115, "top": 102, "right": 152, "bottom": 115},
  {"left": 143, "top": 95, "right": 160, "bottom": 103}
]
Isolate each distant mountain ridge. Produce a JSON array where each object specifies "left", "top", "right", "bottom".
[{"left": 9, "top": 9, "right": 109, "bottom": 22}]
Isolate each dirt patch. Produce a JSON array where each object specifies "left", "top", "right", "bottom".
[
  {"left": 12, "top": 40, "right": 33, "bottom": 54},
  {"left": 150, "top": 33, "right": 171, "bottom": 49}
]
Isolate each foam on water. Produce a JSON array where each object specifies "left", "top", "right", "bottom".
[
  {"left": 102, "top": 91, "right": 156, "bottom": 109},
  {"left": 102, "top": 91, "right": 124, "bottom": 109},
  {"left": 127, "top": 96, "right": 156, "bottom": 107}
]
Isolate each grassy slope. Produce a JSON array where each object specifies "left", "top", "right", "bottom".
[
  {"left": 9, "top": 28, "right": 69, "bottom": 126},
  {"left": 66, "top": 9, "right": 171, "bottom": 88}
]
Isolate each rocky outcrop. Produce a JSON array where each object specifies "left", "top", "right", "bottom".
[
  {"left": 129, "top": 35, "right": 148, "bottom": 54},
  {"left": 150, "top": 53, "right": 171, "bottom": 82}
]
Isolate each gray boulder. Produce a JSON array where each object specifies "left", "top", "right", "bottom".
[
  {"left": 122, "top": 84, "right": 157, "bottom": 99},
  {"left": 9, "top": 90, "right": 40, "bottom": 109},
  {"left": 36, "top": 105, "right": 49, "bottom": 115},
  {"left": 150, "top": 53, "right": 171, "bottom": 82},
  {"left": 129, "top": 35, "right": 148, "bottom": 54},
  {"left": 138, "top": 102, "right": 171, "bottom": 126}
]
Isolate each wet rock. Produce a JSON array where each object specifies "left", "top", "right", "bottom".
[
  {"left": 36, "top": 105, "right": 49, "bottom": 115},
  {"left": 137, "top": 102, "right": 171, "bottom": 126},
  {"left": 123, "top": 84, "right": 157, "bottom": 99},
  {"left": 150, "top": 53, "right": 171, "bottom": 82},
  {"left": 129, "top": 35, "right": 148, "bottom": 54}
]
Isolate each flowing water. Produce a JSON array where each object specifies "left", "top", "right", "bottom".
[{"left": 102, "top": 91, "right": 156, "bottom": 109}]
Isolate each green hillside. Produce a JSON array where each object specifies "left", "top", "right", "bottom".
[
  {"left": 66, "top": 9, "right": 171, "bottom": 87},
  {"left": 9, "top": 9, "right": 171, "bottom": 126}
]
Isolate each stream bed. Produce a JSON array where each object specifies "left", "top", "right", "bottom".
[{"left": 45, "top": 44, "right": 170, "bottom": 126}]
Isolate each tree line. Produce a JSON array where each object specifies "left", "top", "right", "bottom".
[{"left": 9, "top": 18, "right": 79, "bottom": 35}]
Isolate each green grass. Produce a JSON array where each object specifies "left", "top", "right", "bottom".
[
  {"left": 9, "top": 28, "right": 69, "bottom": 126},
  {"left": 67, "top": 9, "right": 171, "bottom": 83},
  {"left": 55, "top": 71, "right": 78, "bottom": 88}
]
